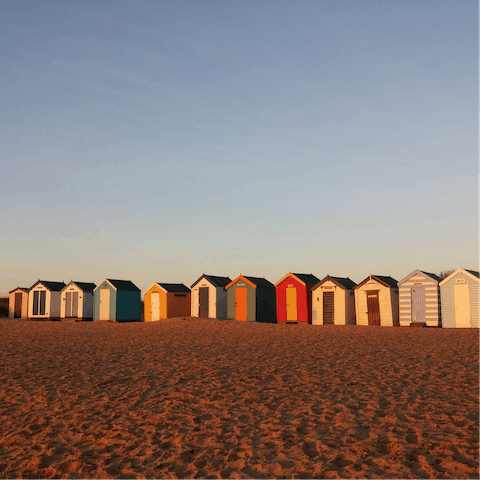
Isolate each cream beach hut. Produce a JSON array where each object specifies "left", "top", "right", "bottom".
[
  {"left": 398, "top": 270, "right": 441, "bottom": 327},
  {"left": 60, "top": 281, "right": 96, "bottom": 320},
  {"left": 312, "top": 276, "right": 357, "bottom": 325},
  {"left": 439, "top": 268, "right": 479, "bottom": 328},
  {"left": 354, "top": 275, "right": 399, "bottom": 327},
  {"left": 9, "top": 287, "right": 29, "bottom": 319},
  {"left": 190, "top": 274, "right": 231, "bottom": 319},
  {"left": 28, "top": 280, "right": 66, "bottom": 320}
]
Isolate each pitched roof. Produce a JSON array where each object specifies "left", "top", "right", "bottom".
[
  {"left": 72, "top": 282, "right": 96, "bottom": 293},
  {"left": 313, "top": 275, "right": 357, "bottom": 290},
  {"left": 466, "top": 269, "right": 479, "bottom": 278},
  {"left": 372, "top": 275, "right": 398, "bottom": 288},
  {"left": 354, "top": 275, "right": 398, "bottom": 290},
  {"left": 291, "top": 273, "right": 320, "bottom": 285},
  {"left": 398, "top": 269, "right": 441, "bottom": 286},
  {"left": 30, "top": 280, "right": 66, "bottom": 291},
  {"left": 9, "top": 287, "right": 29, "bottom": 294},
  {"left": 158, "top": 283, "right": 191, "bottom": 293},
  {"left": 420, "top": 271, "right": 442, "bottom": 282},
  {"left": 191, "top": 274, "right": 232, "bottom": 289},
  {"left": 107, "top": 279, "right": 140, "bottom": 291},
  {"left": 244, "top": 276, "right": 274, "bottom": 288}
]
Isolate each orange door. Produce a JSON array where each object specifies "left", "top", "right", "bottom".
[{"left": 235, "top": 288, "right": 248, "bottom": 321}]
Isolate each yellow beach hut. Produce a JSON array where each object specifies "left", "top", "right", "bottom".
[
  {"left": 354, "top": 275, "right": 399, "bottom": 327},
  {"left": 144, "top": 283, "right": 191, "bottom": 321},
  {"left": 9, "top": 287, "right": 29, "bottom": 319}
]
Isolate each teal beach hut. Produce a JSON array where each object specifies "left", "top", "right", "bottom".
[{"left": 93, "top": 278, "right": 141, "bottom": 322}]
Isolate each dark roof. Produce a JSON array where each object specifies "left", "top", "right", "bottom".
[
  {"left": 158, "top": 283, "right": 191, "bottom": 293},
  {"left": 373, "top": 275, "right": 398, "bottom": 288},
  {"left": 313, "top": 275, "right": 357, "bottom": 290},
  {"left": 244, "top": 276, "right": 274, "bottom": 288},
  {"left": 72, "top": 282, "right": 96, "bottom": 293},
  {"left": 107, "top": 279, "right": 140, "bottom": 291},
  {"left": 191, "top": 274, "right": 232, "bottom": 289},
  {"left": 329, "top": 276, "right": 357, "bottom": 289},
  {"left": 9, "top": 287, "right": 29, "bottom": 294},
  {"left": 420, "top": 271, "right": 442, "bottom": 282},
  {"left": 30, "top": 280, "right": 66, "bottom": 291},
  {"left": 466, "top": 269, "right": 480, "bottom": 278},
  {"left": 291, "top": 273, "right": 320, "bottom": 285}
]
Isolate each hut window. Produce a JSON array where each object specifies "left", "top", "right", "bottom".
[{"left": 174, "top": 294, "right": 186, "bottom": 297}]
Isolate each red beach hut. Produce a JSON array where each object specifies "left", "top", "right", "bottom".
[{"left": 274, "top": 272, "right": 320, "bottom": 323}]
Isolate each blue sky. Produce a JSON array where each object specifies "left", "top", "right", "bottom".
[{"left": 1, "top": 0, "right": 478, "bottom": 294}]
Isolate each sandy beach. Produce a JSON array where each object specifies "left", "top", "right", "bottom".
[{"left": 0, "top": 318, "right": 478, "bottom": 479}]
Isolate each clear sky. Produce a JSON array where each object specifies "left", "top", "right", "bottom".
[{"left": 1, "top": 0, "right": 478, "bottom": 295}]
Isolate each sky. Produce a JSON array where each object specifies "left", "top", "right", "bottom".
[{"left": 0, "top": 0, "right": 478, "bottom": 295}]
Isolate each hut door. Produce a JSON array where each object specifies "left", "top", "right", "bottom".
[
  {"left": 286, "top": 287, "right": 297, "bottom": 321},
  {"left": 66, "top": 292, "right": 79, "bottom": 317},
  {"left": 14, "top": 293, "right": 22, "bottom": 318},
  {"left": 366, "top": 290, "right": 381, "bottom": 326},
  {"left": 99, "top": 289, "right": 110, "bottom": 320},
  {"left": 72, "top": 292, "right": 79, "bottom": 317},
  {"left": 454, "top": 284, "right": 470, "bottom": 328},
  {"left": 33, "top": 291, "right": 46, "bottom": 316},
  {"left": 151, "top": 292, "right": 160, "bottom": 321},
  {"left": 66, "top": 292, "right": 72, "bottom": 317},
  {"left": 199, "top": 287, "right": 209, "bottom": 317},
  {"left": 323, "top": 292, "right": 334, "bottom": 324},
  {"left": 411, "top": 288, "right": 425, "bottom": 323},
  {"left": 235, "top": 288, "right": 248, "bottom": 321}
]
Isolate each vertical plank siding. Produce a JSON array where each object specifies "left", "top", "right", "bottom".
[
  {"left": 355, "top": 278, "right": 398, "bottom": 327},
  {"left": 8, "top": 289, "right": 28, "bottom": 319},
  {"left": 191, "top": 281, "right": 216, "bottom": 318},
  {"left": 312, "top": 280, "right": 346, "bottom": 325},
  {"left": 276, "top": 276, "right": 308, "bottom": 323},
  {"left": 440, "top": 271, "right": 479, "bottom": 328}
]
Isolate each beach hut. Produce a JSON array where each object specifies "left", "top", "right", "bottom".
[
  {"left": 28, "top": 280, "right": 66, "bottom": 320},
  {"left": 311, "top": 276, "right": 357, "bottom": 325},
  {"left": 274, "top": 272, "right": 320, "bottom": 323},
  {"left": 190, "top": 274, "right": 231, "bottom": 319},
  {"left": 144, "top": 283, "right": 191, "bottom": 321},
  {"left": 439, "top": 268, "right": 479, "bottom": 328},
  {"left": 60, "top": 281, "right": 96, "bottom": 321},
  {"left": 398, "top": 270, "right": 441, "bottom": 327},
  {"left": 8, "top": 287, "right": 29, "bottom": 319},
  {"left": 354, "top": 275, "right": 399, "bottom": 327},
  {"left": 93, "top": 279, "right": 141, "bottom": 322},
  {"left": 225, "top": 275, "right": 276, "bottom": 323}
]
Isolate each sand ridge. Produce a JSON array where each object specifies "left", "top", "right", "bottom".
[{"left": 0, "top": 318, "right": 478, "bottom": 479}]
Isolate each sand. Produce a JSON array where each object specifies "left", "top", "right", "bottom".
[{"left": 0, "top": 318, "right": 478, "bottom": 479}]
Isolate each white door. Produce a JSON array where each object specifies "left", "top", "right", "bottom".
[
  {"left": 99, "top": 289, "right": 110, "bottom": 320},
  {"left": 454, "top": 284, "right": 470, "bottom": 328},
  {"left": 151, "top": 292, "right": 160, "bottom": 321}
]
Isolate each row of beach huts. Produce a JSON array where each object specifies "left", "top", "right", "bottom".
[{"left": 7, "top": 268, "right": 479, "bottom": 328}]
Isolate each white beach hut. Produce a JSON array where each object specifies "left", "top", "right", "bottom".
[{"left": 60, "top": 281, "right": 96, "bottom": 320}]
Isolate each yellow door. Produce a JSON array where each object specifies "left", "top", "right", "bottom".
[
  {"left": 286, "top": 287, "right": 297, "bottom": 321},
  {"left": 99, "top": 289, "right": 110, "bottom": 320},
  {"left": 454, "top": 284, "right": 470, "bottom": 328}
]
